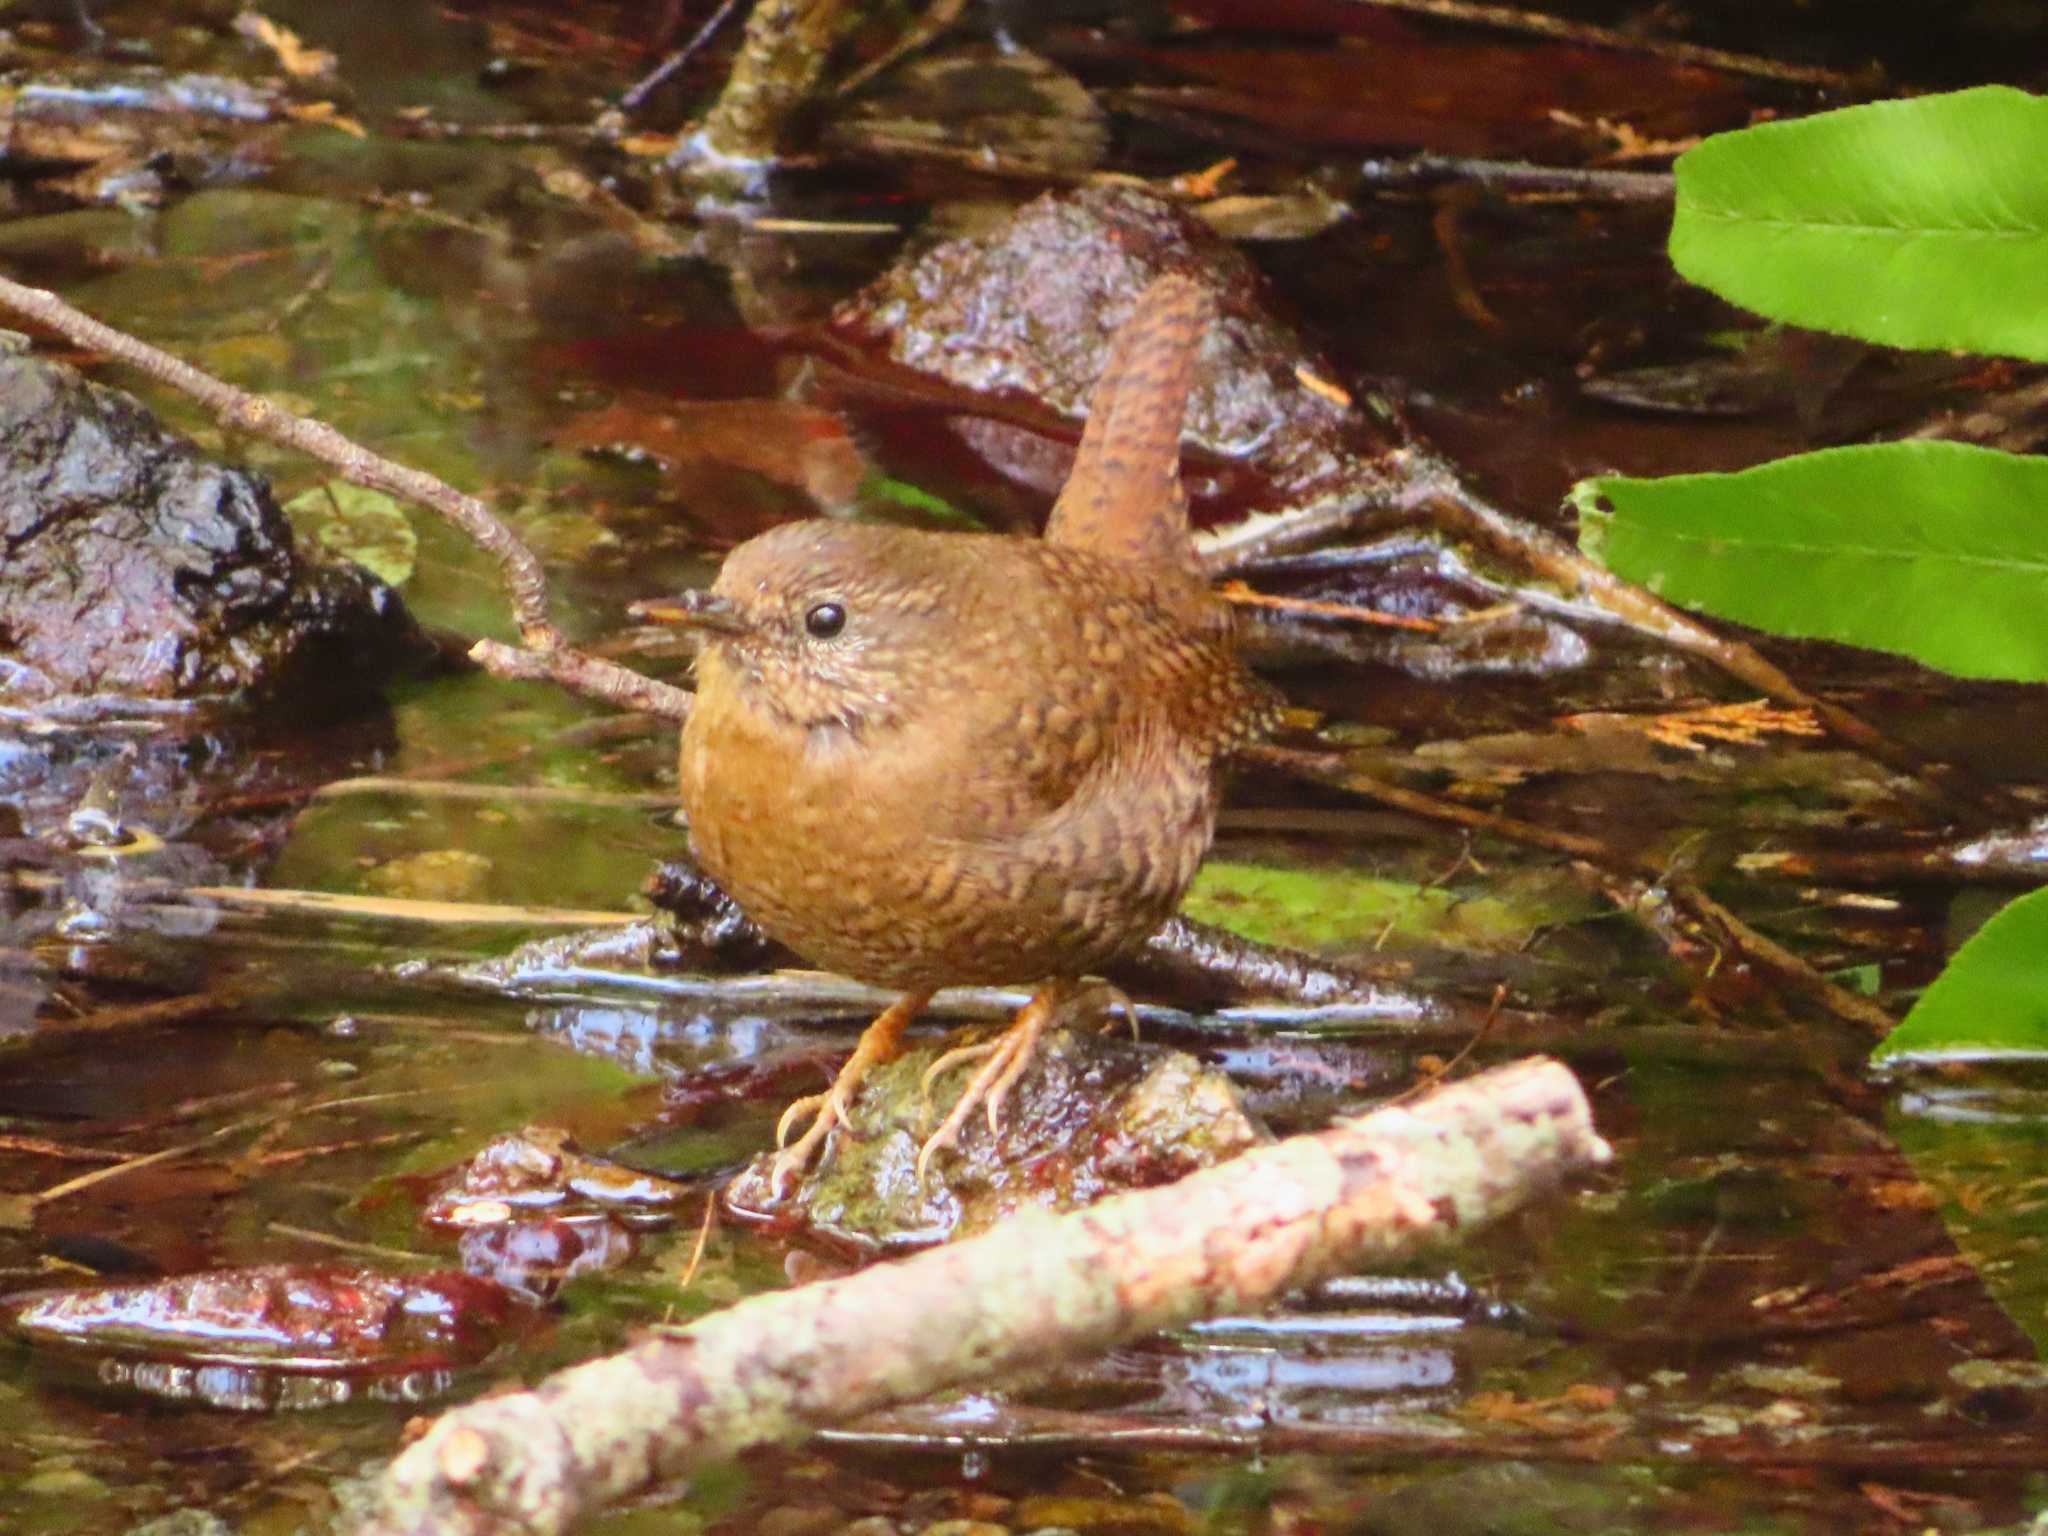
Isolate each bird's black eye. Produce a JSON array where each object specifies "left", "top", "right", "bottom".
[{"left": 804, "top": 601, "right": 847, "bottom": 639}]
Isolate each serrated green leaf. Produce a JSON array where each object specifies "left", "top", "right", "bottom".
[
  {"left": 1875, "top": 887, "right": 2048, "bottom": 1061},
  {"left": 1573, "top": 441, "right": 2048, "bottom": 682},
  {"left": 1670, "top": 86, "right": 2048, "bottom": 362}
]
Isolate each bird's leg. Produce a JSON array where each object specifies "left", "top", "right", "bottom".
[
  {"left": 770, "top": 989, "right": 932, "bottom": 1199},
  {"left": 916, "top": 979, "right": 1073, "bottom": 1183}
]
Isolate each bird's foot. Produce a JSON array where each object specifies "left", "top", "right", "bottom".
[
  {"left": 916, "top": 985, "right": 1065, "bottom": 1184},
  {"left": 768, "top": 1090, "right": 842, "bottom": 1201},
  {"left": 765, "top": 989, "right": 931, "bottom": 1201}
]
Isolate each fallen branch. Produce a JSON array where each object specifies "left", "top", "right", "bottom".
[
  {"left": 1356, "top": 152, "right": 1675, "bottom": 202},
  {"left": 1339, "top": 0, "right": 1874, "bottom": 90},
  {"left": 357, "top": 1057, "right": 1607, "bottom": 1536},
  {"left": 1739, "top": 827, "right": 2048, "bottom": 887}
]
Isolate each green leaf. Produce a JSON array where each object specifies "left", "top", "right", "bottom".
[
  {"left": 1671, "top": 86, "right": 2048, "bottom": 362},
  {"left": 1573, "top": 441, "right": 2048, "bottom": 682},
  {"left": 1875, "top": 887, "right": 2048, "bottom": 1061}
]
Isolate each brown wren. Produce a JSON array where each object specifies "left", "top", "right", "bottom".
[{"left": 639, "top": 275, "right": 1277, "bottom": 1196}]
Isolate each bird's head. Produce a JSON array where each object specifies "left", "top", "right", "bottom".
[{"left": 633, "top": 520, "right": 972, "bottom": 738}]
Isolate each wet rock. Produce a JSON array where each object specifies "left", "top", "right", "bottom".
[
  {"left": 456, "top": 1214, "right": 638, "bottom": 1303},
  {"left": 424, "top": 1125, "right": 689, "bottom": 1232},
  {"left": 5, "top": 1264, "right": 522, "bottom": 1411},
  {"left": 0, "top": 335, "right": 429, "bottom": 712},
  {"left": 836, "top": 183, "right": 1408, "bottom": 509},
  {"left": 646, "top": 856, "right": 801, "bottom": 971},
  {"left": 725, "top": 1025, "right": 1265, "bottom": 1251},
  {"left": 425, "top": 1126, "right": 681, "bottom": 1298}
]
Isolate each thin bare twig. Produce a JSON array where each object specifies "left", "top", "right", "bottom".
[
  {"left": 312, "top": 777, "right": 676, "bottom": 810},
  {"left": 31, "top": 982, "right": 257, "bottom": 1037},
  {"left": 1249, "top": 744, "right": 1897, "bottom": 1036},
  {"left": 1338, "top": 0, "right": 1874, "bottom": 91},
  {"left": 1218, "top": 579, "right": 1437, "bottom": 632},
  {"left": 181, "top": 886, "right": 642, "bottom": 929},
  {"left": 468, "top": 638, "right": 691, "bottom": 720},
  {"left": 613, "top": 0, "right": 749, "bottom": 118},
  {"left": 0, "top": 274, "right": 689, "bottom": 718},
  {"left": 269, "top": 1221, "right": 437, "bottom": 1265},
  {"left": 1357, "top": 152, "right": 1674, "bottom": 202}
]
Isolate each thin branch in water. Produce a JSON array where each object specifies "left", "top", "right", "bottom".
[
  {"left": 613, "top": 0, "right": 749, "bottom": 118},
  {"left": 0, "top": 275, "right": 680, "bottom": 717},
  {"left": 312, "top": 777, "right": 677, "bottom": 810},
  {"left": 0, "top": 1134, "right": 128, "bottom": 1163},
  {"left": 251, "top": 1129, "right": 427, "bottom": 1167},
  {"left": 180, "top": 886, "right": 643, "bottom": 929},
  {"left": 1248, "top": 744, "right": 1897, "bottom": 1037},
  {"left": 269, "top": 1222, "right": 436, "bottom": 1265},
  {"left": 1357, "top": 152, "right": 1674, "bottom": 202},
  {"left": 1337, "top": 0, "right": 1875, "bottom": 90},
  {"left": 468, "top": 638, "right": 692, "bottom": 720},
  {"left": 1217, "top": 579, "right": 1438, "bottom": 632},
  {"left": 677, "top": 1195, "right": 719, "bottom": 1289},
  {"left": 32, "top": 982, "right": 257, "bottom": 1037},
  {"left": 30, "top": 1110, "right": 278, "bottom": 1208}
]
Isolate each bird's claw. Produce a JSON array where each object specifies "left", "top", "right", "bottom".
[
  {"left": 914, "top": 992, "right": 1058, "bottom": 1183},
  {"left": 769, "top": 1090, "right": 844, "bottom": 1200}
]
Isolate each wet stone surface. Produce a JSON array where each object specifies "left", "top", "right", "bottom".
[
  {"left": 837, "top": 183, "right": 1408, "bottom": 510},
  {"left": 726, "top": 1025, "right": 1267, "bottom": 1251},
  {"left": 0, "top": 338, "right": 427, "bottom": 712}
]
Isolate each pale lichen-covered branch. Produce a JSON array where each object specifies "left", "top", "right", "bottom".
[{"left": 358, "top": 1057, "right": 1609, "bottom": 1536}]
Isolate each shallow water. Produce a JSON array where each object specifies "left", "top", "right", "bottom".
[{"left": 3, "top": 2, "right": 2047, "bottom": 1532}]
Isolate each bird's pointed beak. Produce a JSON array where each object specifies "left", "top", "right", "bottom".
[{"left": 630, "top": 590, "right": 751, "bottom": 637}]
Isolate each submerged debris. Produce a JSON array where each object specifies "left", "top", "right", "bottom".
[{"left": 5, "top": 1264, "right": 522, "bottom": 1411}]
